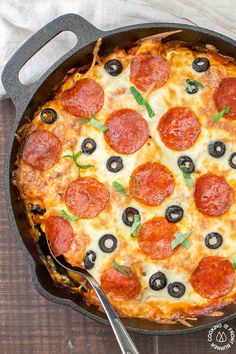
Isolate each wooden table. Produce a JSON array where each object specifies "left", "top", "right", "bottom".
[{"left": 0, "top": 98, "right": 235, "bottom": 354}]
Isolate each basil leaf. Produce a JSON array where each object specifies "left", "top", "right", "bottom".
[
  {"left": 171, "top": 230, "right": 192, "bottom": 250},
  {"left": 63, "top": 153, "right": 80, "bottom": 172},
  {"left": 80, "top": 116, "right": 108, "bottom": 132},
  {"left": 112, "top": 261, "right": 129, "bottom": 276},
  {"left": 182, "top": 230, "right": 192, "bottom": 238},
  {"left": 173, "top": 232, "right": 186, "bottom": 243},
  {"left": 73, "top": 151, "right": 83, "bottom": 160},
  {"left": 130, "top": 86, "right": 145, "bottom": 104},
  {"left": 212, "top": 107, "right": 230, "bottom": 122},
  {"left": 182, "top": 239, "right": 192, "bottom": 248},
  {"left": 180, "top": 167, "right": 193, "bottom": 187},
  {"left": 144, "top": 101, "right": 155, "bottom": 118},
  {"left": 90, "top": 117, "right": 108, "bottom": 132},
  {"left": 233, "top": 261, "right": 236, "bottom": 269},
  {"left": 59, "top": 209, "right": 78, "bottom": 221},
  {"left": 130, "top": 214, "right": 141, "bottom": 238},
  {"left": 171, "top": 238, "right": 181, "bottom": 249},
  {"left": 79, "top": 118, "right": 90, "bottom": 125},
  {"left": 112, "top": 181, "right": 127, "bottom": 196},
  {"left": 172, "top": 237, "right": 191, "bottom": 249},
  {"left": 193, "top": 79, "right": 204, "bottom": 88},
  {"left": 130, "top": 86, "right": 155, "bottom": 118},
  {"left": 185, "top": 80, "right": 194, "bottom": 93},
  {"left": 186, "top": 78, "right": 204, "bottom": 90},
  {"left": 63, "top": 151, "right": 93, "bottom": 175},
  {"left": 78, "top": 164, "right": 94, "bottom": 169}
]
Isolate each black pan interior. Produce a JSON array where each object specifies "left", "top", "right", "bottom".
[{"left": 5, "top": 24, "right": 236, "bottom": 335}]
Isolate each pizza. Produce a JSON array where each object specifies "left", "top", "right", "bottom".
[{"left": 14, "top": 32, "right": 236, "bottom": 325}]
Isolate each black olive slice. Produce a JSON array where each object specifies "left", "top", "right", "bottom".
[
  {"left": 165, "top": 205, "right": 184, "bottom": 223},
  {"left": 104, "top": 59, "right": 123, "bottom": 76},
  {"left": 81, "top": 138, "right": 97, "bottom": 155},
  {"left": 122, "top": 207, "right": 140, "bottom": 227},
  {"left": 168, "top": 282, "right": 186, "bottom": 298},
  {"left": 229, "top": 152, "right": 236, "bottom": 169},
  {"left": 208, "top": 141, "right": 226, "bottom": 158},
  {"left": 99, "top": 234, "right": 118, "bottom": 253},
  {"left": 40, "top": 108, "right": 57, "bottom": 124},
  {"left": 177, "top": 156, "right": 195, "bottom": 173},
  {"left": 149, "top": 272, "right": 167, "bottom": 291},
  {"left": 30, "top": 204, "right": 46, "bottom": 215},
  {"left": 106, "top": 156, "right": 124, "bottom": 173},
  {"left": 192, "top": 57, "right": 210, "bottom": 73},
  {"left": 205, "top": 232, "right": 223, "bottom": 249},
  {"left": 185, "top": 80, "right": 199, "bottom": 94},
  {"left": 83, "top": 250, "right": 96, "bottom": 270}
]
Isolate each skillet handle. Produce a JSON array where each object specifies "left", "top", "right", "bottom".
[{"left": 1, "top": 13, "right": 103, "bottom": 111}]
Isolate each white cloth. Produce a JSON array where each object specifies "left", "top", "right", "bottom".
[{"left": 0, "top": 0, "right": 235, "bottom": 97}]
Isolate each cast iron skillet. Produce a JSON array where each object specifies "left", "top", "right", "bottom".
[{"left": 2, "top": 13, "right": 236, "bottom": 335}]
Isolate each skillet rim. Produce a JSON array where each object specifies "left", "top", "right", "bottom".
[{"left": 3, "top": 16, "right": 236, "bottom": 335}]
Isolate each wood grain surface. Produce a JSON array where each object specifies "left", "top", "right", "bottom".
[{"left": 0, "top": 98, "right": 235, "bottom": 354}]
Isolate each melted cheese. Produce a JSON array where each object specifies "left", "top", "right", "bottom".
[{"left": 16, "top": 39, "right": 236, "bottom": 322}]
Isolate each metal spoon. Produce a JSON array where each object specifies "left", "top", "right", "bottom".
[{"left": 42, "top": 235, "right": 139, "bottom": 354}]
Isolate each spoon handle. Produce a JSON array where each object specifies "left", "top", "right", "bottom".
[
  {"left": 85, "top": 274, "right": 139, "bottom": 354},
  {"left": 44, "top": 237, "right": 139, "bottom": 353}
]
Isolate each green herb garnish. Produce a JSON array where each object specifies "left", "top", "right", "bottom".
[
  {"left": 59, "top": 209, "right": 78, "bottom": 221},
  {"left": 194, "top": 80, "right": 204, "bottom": 88},
  {"left": 233, "top": 261, "right": 236, "bottom": 269},
  {"left": 185, "top": 78, "right": 204, "bottom": 93},
  {"left": 79, "top": 118, "right": 90, "bottom": 125},
  {"left": 212, "top": 107, "right": 230, "bottom": 122},
  {"left": 179, "top": 166, "right": 193, "bottom": 187},
  {"left": 171, "top": 230, "right": 192, "bottom": 250},
  {"left": 112, "top": 181, "right": 127, "bottom": 196},
  {"left": 130, "top": 214, "right": 141, "bottom": 238},
  {"left": 130, "top": 86, "right": 155, "bottom": 118},
  {"left": 78, "top": 116, "right": 108, "bottom": 132},
  {"left": 63, "top": 151, "right": 94, "bottom": 176},
  {"left": 112, "top": 261, "right": 129, "bottom": 276},
  {"left": 90, "top": 117, "right": 108, "bottom": 132},
  {"left": 186, "top": 80, "right": 194, "bottom": 93}
]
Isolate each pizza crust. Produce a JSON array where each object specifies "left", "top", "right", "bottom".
[{"left": 15, "top": 38, "right": 236, "bottom": 323}]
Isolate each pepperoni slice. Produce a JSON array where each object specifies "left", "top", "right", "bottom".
[
  {"left": 104, "top": 109, "right": 149, "bottom": 154},
  {"left": 65, "top": 177, "right": 110, "bottom": 219},
  {"left": 61, "top": 78, "right": 104, "bottom": 118},
  {"left": 22, "top": 130, "right": 62, "bottom": 171},
  {"left": 190, "top": 256, "right": 235, "bottom": 299},
  {"left": 158, "top": 107, "right": 200, "bottom": 151},
  {"left": 130, "top": 162, "right": 174, "bottom": 206},
  {"left": 139, "top": 217, "right": 178, "bottom": 260},
  {"left": 194, "top": 173, "right": 234, "bottom": 217},
  {"left": 45, "top": 215, "right": 73, "bottom": 257},
  {"left": 130, "top": 53, "right": 170, "bottom": 92},
  {"left": 214, "top": 77, "right": 236, "bottom": 120},
  {"left": 101, "top": 266, "right": 141, "bottom": 299}
]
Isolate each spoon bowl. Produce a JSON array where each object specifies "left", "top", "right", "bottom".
[{"left": 38, "top": 232, "right": 139, "bottom": 354}]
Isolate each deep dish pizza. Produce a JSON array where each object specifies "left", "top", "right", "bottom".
[{"left": 15, "top": 32, "right": 236, "bottom": 324}]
